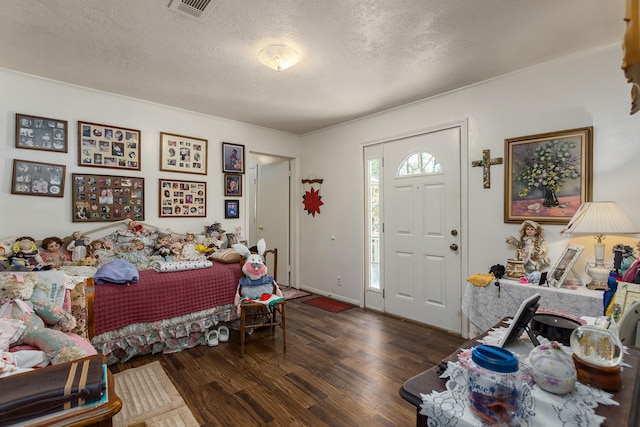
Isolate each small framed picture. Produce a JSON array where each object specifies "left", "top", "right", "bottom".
[
  {"left": 614, "top": 281, "right": 640, "bottom": 320},
  {"left": 159, "top": 178, "right": 206, "bottom": 217},
  {"left": 224, "top": 173, "right": 242, "bottom": 196},
  {"left": 222, "top": 142, "right": 245, "bottom": 174},
  {"left": 547, "top": 244, "right": 585, "bottom": 288},
  {"left": 159, "top": 132, "right": 208, "bottom": 175},
  {"left": 15, "top": 113, "right": 68, "bottom": 152},
  {"left": 78, "top": 121, "right": 141, "bottom": 171},
  {"left": 225, "top": 199, "right": 240, "bottom": 219},
  {"left": 11, "top": 159, "right": 66, "bottom": 197},
  {"left": 71, "top": 173, "right": 145, "bottom": 222}
]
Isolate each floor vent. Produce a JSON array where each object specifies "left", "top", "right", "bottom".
[{"left": 168, "top": 0, "right": 217, "bottom": 22}]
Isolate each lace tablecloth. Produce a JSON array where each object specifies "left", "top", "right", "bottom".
[
  {"left": 420, "top": 323, "right": 620, "bottom": 426},
  {"left": 462, "top": 280, "right": 604, "bottom": 337}
]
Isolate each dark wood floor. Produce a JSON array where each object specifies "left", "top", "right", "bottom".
[{"left": 108, "top": 294, "right": 467, "bottom": 426}]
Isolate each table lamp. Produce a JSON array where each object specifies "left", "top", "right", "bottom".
[{"left": 561, "top": 202, "right": 639, "bottom": 289}]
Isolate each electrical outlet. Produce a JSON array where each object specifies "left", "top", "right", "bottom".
[{"left": 337, "top": 276, "right": 342, "bottom": 286}]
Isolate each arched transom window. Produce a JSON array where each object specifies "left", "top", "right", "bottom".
[{"left": 397, "top": 151, "right": 442, "bottom": 176}]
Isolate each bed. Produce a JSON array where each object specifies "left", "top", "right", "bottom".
[
  {"left": 86, "top": 262, "right": 242, "bottom": 364},
  {"left": 59, "top": 221, "right": 246, "bottom": 365}
]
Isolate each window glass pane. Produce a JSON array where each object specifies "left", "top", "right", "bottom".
[
  {"left": 397, "top": 151, "right": 442, "bottom": 176},
  {"left": 368, "top": 158, "right": 380, "bottom": 290}
]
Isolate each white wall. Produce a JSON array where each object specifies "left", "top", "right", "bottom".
[
  {"left": 0, "top": 69, "right": 301, "bottom": 243},
  {"left": 300, "top": 44, "right": 640, "bottom": 304}
]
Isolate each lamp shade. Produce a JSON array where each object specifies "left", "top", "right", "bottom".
[
  {"left": 258, "top": 44, "right": 299, "bottom": 71},
  {"left": 561, "top": 202, "right": 639, "bottom": 237}
]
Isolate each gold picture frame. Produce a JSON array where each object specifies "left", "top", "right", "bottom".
[
  {"left": 504, "top": 127, "right": 593, "bottom": 225},
  {"left": 159, "top": 132, "right": 208, "bottom": 175},
  {"left": 78, "top": 121, "right": 141, "bottom": 171},
  {"left": 159, "top": 178, "right": 206, "bottom": 217}
]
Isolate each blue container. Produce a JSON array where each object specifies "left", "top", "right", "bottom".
[{"left": 467, "top": 345, "right": 521, "bottom": 426}]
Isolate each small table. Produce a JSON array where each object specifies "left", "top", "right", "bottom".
[
  {"left": 400, "top": 318, "right": 640, "bottom": 427},
  {"left": 462, "top": 279, "right": 603, "bottom": 337},
  {"left": 22, "top": 368, "right": 121, "bottom": 427}
]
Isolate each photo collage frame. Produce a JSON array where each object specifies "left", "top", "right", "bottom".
[
  {"left": 11, "top": 160, "right": 66, "bottom": 197},
  {"left": 71, "top": 173, "right": 145, "bottom": 222},
  {"left": 78, "top": 121, "right": 141, "bottom": 171},
  {"left": 15, "top": 113, "right": 68, "bottom": 152},
  {"left": 160, "top": 132, "right": 208, "bottom": 175},
  {"left": 159, "top": 179, "right": 206, "bottom": 217}
]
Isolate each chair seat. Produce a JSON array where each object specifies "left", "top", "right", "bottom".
[{"left": 239, "top": 300, "right": 286, "bottom": 357}]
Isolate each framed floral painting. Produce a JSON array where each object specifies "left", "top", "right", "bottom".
[{"left": 504, "top": 127, "right": 593, "bottom": 224}]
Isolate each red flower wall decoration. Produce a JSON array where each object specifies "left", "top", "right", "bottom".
[{"left": 303, "top": 187, "right": 323, "bottom": 217}]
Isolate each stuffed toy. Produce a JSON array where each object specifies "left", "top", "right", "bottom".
[
  {"left": 128, "top": 220, "right": 144, "bottom": 236},
  {"left": 10, "top": 237, "right": 48, "bottom": 271},
  {"left": 232, "top": 239, "right": 283, "bottom": 315},
  {"left": 0, "top": 272, "right": 86, "bottom": 365}
]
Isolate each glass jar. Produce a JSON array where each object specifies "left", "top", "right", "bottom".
[{"left": 468, "top": 345, "right": 522, "bottom": 426}]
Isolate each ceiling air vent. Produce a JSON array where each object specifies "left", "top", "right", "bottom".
[{"left": 168, "top": 0, "right": 217, "bottom": 22}]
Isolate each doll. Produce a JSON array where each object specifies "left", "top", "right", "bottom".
[
  {"left": 153, "top": 233, "right": 172, "bottom": 259},
  {"left": 170, "top": 241, "right": 184, "bottom": 261},
  {"left": 10, "top": 237, "right": 45, "bottom": 270},
  {"left": 66, "top": 231, "right": 91, "bottom": 262},
  {"left": 0, "top": 246, "right": 9, "bottom": 271},
  {"left": 88, "top": 239, "right": 114, "bottom": 264},
  {"left": 506, "top": 220, "right": 550, "bottom": 274},
  {"left": 40, "top": 237, "right": 70, "bottom": 268}
]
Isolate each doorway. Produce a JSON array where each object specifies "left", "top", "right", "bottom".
[
  {"left": 364, "top": 124, "right": 465, "bottom": 333},
  {"left": 248, "top": 153, "right": 292, "bottom": 287}
]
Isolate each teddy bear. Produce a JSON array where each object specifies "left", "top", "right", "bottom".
[{"left": 0, "top": 272, "right": 86, "bottom": 365}]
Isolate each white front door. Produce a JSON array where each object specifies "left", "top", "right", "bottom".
[{"left": 383, "top": 126, "right": 462, "bottom": 333}]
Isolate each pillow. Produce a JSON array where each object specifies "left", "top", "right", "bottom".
[
  {"left": 211, "top": 248, "right": 242, "bottom": 264},
  {"left": 69, "top": 281, "right": 88, "bottom": 339},
  {"left": 0, "top": 271, "right": 67, "bottom": 308},
  {"left": 153, "top": 260, "right": 212, "bottom": 273}
]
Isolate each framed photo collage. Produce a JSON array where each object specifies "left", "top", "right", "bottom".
[{"left": 12, "top": 113, "right": 243, "bottom": 221}]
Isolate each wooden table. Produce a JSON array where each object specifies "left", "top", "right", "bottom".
[
  {"left": 400, "top": 318, "right": 640, "bottom": 427},
  {"left": 21, "top": 368, "right": 121, "bottom": 427}
]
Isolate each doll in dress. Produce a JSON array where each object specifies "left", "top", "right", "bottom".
[
  {"left": 10, "top": 237, "right": 45, "bottom": 270},
  {"left": 40, "top": 237, "right": 70, "bottom": 268},
  {"left": 506, "top": 220, "right": 550, "bottom": 273}
]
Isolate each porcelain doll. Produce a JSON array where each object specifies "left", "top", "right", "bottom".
[
  {"left": 40, "top": 237, "right": 70, "bottom": 268},
  {"left": 506, "top": 220, "right": 550, "bottom": 273},
  {"left": 0, "top": 246, "right": 9, "bottom": 271},
  {"left": 66, "top": 231, "right": 91, "bottom": 262},
  {"left": 153, "top": 233, "right": 172, "bottom": 259}
]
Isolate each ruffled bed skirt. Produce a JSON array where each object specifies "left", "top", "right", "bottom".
[{"left": 91, "top": 303, "right": 237, "bottom": 364}]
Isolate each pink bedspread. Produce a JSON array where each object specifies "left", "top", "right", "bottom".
[{"left": 93, "top": 263, "right": 241, "bottom": 336}]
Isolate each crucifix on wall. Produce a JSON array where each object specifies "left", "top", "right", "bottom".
[{"left": 472, "top": 149, "right": 503, "bottom": 189}]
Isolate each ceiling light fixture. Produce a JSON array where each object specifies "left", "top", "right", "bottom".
[{"left": 258, "top": 44, "right": 299, "bottom": 71}]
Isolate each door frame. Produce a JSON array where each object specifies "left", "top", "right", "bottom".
[
  {"left": 248, "top": 152, "right": 299, "bottom": 288},
  {"left": 361, "top": 119, "right": 470, "bottom": 338}
]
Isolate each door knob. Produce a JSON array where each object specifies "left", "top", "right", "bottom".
[
  {"left": 451, "top": 229, "right": 458, "bottom": 236},
  {"left": 450, "top": 243, "right": 459, "bottom": 251}
]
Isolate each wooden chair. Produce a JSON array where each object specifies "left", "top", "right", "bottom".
[{"left": 239, "top": 247, "right": 286, "bottom": 357}]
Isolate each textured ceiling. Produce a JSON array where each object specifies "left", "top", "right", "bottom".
[{"left": 0, "top": 0, "right": 626, "bottom": 134}]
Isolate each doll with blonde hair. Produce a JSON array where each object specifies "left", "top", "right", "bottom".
[{"left": 506, "top": 220, "right": 550, "bottom": 273}]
